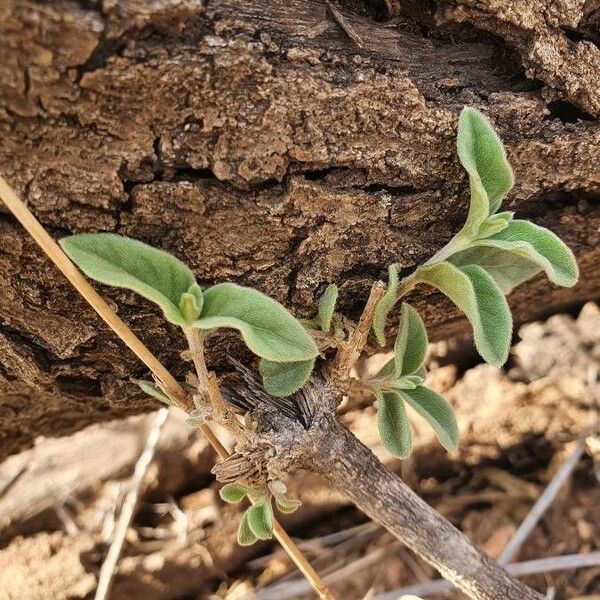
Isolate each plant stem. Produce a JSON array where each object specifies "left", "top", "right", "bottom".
[
  {"left": 184, "top": 328, "right": 254, "bottom": 446},
  {"left": 307, "top": 413, "right": 544, "bottom": 600},
  {"left": 329, "top": 281, "right": 386, "bottom": 387}
]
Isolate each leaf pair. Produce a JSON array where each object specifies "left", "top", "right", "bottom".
[
  {"left": 237, "top": 502, "right": 274, "bottom": 546},
  {"left": 452, "top": 108, "right": 578, "bottom": 293},
  {"left": 220, "top": 482, "right": 300, "bottom": 546},
  {"left": 375, "top": 382, "right": 458, "bottom": 459},
  {"left": 61, "top": 233, "right": 318, "bottom": 366},
  {"left": 219, "top": 483, "right": 273, "bottom": 545},
  {"left": 373, "top": 304, "right": 458, "bottom": 458}
]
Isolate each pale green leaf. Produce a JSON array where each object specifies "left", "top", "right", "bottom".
[
  {"left": 179, "top": 285, "right": 203, "bottom": 323},
  {"left": 457, "top": 107, "right": 514, "bottom": 227},
  {"left": 401, "top": 386, "right": 458, "bottom": 452},
  {"left": 415, "top": 262, "right": 512, "bottom": 365},
  {"left": 193, "top": 283, "right": 318, "bottom": 362},
  {"left": 220, "top": 483, "right": 250, "bottom": 504},
  {"left": 375, "top": 389, "right": 413, "bottom": 459},
  {"left": 394, "top": 303, "right": 428, "bottom": 377},
  {"left": 372, "top": 264, "right": 399, "bottom": 346},
  {"left": 473, "top": 220, "right": 579, "bottom": 288},
  {"left": 246, "top": 503, "right": 274, "bottom": 540},
  {"left": 317, "top": 284, "right": 338, "bottom": 331},
  {"left": 387, "top": 377, "right": 418, "bottom": 391},
  {"left": 60, "top": 233, "right": 198, "bottom": 326},
  {"left": 275, "top": 494, "right": 302, "bottom": 514},
  {"left": 259, "top": 358, "right": 315, "bottom": 397},
  {"left": 134, "top": 380, "right": 174, "bottom": 406},
  {"left": 476, "top": 211, "right": 514, "bottom": 239},
  {"left": 450, "top": 246, "right": 541, "bottom": 293},
  {"left": 237, "top": 513, "right": 258, "bottom": 546}
]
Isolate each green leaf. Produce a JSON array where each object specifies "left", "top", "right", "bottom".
[
  {"left": 476, "top": 211, "right": 514, "bottom": 239},
  {"left": 375, "top": 389, "right": 413, "bottom": 458},
  {"left": 60, "top": 233, "right": 198, "bottom": 326},
  {"left": 134, "top": 380, "right": 174, "bottom": 406},
  {"left": 457, "top": 107, "right": 514, "bottom": 230},
  {"left": 237, "top": 512, "right": 258, "bottom": 546},
  {"left": 394, "top": 303, "right": 428, "bottom": 377},
  {"left": 372, "top": 264, "right": 399, "bottom": 346},
  {"left": 473, "top": 220, "right": 579, "bottom": 288},
  {"left": 179, "top": 285, "right": 203, "bottom": 323},
  {"left": 274, "top": 494, "right": 302, "bottom": 514},
  {"left": 415, "top": 262, "right": 512, "bottom": 365},
  {"left": 193, "top": 283, "right": 318, "bottom": 362},
  {"left": 220, "top": 483, "right": 250, "bottom": 504},
  {"left": 317, "top": 284, "right": 338, "bottom": 331},
  {"left": 450, "top": 246, "right": 541, "bottom": 294},
  {"left": 246, "top": 503, "right": 274, "bottom": 540},
  {"left": 401, "top": 386, "right": 458, "bottom": 452},
  {"left": 387, "top": 377, "right": 419, "bottom": 391},
  {"left": 259, "top": 358, "right": 315, "bottom": 397}
]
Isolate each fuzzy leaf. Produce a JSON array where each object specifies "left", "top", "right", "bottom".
[
  {"left": 415, "top": 262, "right": 512, "bottom": 365},
  {"left": 60, "top": 233, "right": 200, "bottom": 326},
  {"left": 450, "top": 246, "right": 541, "bottom": 293},
  {"left": 237, "top": 512, "right": 258, "bottom": 546},
  {"left": 317, "top": 284, "right": 338, "bottom": 331},
  {"left": 193, "top": 283, "right": 318, "bottom": 362},
  {"left": 401, "top": 386, "right": 458, "bottom": 452},
  {"left": 473, "top": 220, "right": 579, "bottom": 288},
  {"left": 457, "top": 107, "right": 514, "bottom": 226},
  {"left": 476, "top": 211, "right": 514, "bottom": 239},
  {"left": 246, "top": 503, "right": 274, "bottom": 540},
  {"left": 375, "top": 389, "right": 413, "bottom": 458},
  {"left": 220, "top": 483, "right": 250, "bottom": 504},
  {"left": 179, "top": 287, "right": 203, "bottom": 324},
  {"left": 259, "top": 358, "right": 315, "bottom": 397},
  {"left": 275, "top": 494, "right": 302, "bottom": 514},
  {"left": 372, "top": 264, "right": 399, "bottom": 346},
  {"left": 134, "top": 380, "right": 173, "bottom": 406},
  {"left": 394, "top": 303, "right": 428, "bottom": 377}
]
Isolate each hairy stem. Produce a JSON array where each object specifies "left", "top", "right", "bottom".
[
  {"left": 305, "top": 413, "right": 544, "bottom": 600},
  {"left": 185, "top": 328, "right": 253, "bottom": 446},
  {"left": 329, "top": 281, "right": 385, "bottom": 388}
]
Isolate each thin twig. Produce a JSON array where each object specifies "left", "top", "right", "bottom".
[
  {"left": 330, "top": 281, "right": 386, "bottom": 388},
  {"left": 373, "top": 552, "right": 600, "bottom": 599},
  {"left": 324, "top": 0, "right": 365, "bottom": 49},
  {"left": 0, "top": 173, "right": 336, "bottom": 600},
  {"left": 95, "top": 407, "right": 168, "bottom": 600},
  {"left": 498, "top": 439, "right": 586, "bottom": 565},
  {"left": 251, "top": 543, "right": 399, "bottom": 600}
]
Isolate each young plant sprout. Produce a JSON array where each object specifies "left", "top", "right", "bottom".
[{"left": 60, "top": 106, "right": 577, "bottom": 558}]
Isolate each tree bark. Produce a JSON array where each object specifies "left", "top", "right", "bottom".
[{"left": 1, "top": 0, "right": 599, "bottom": 458}]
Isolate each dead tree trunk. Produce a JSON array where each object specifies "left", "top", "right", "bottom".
[{"left": 0, "top": 0, "right": 599, "bottom": 458}]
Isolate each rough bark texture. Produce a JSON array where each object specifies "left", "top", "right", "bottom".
[{"left": 0, "top": 0, "right": 599, "bottom": 458}]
